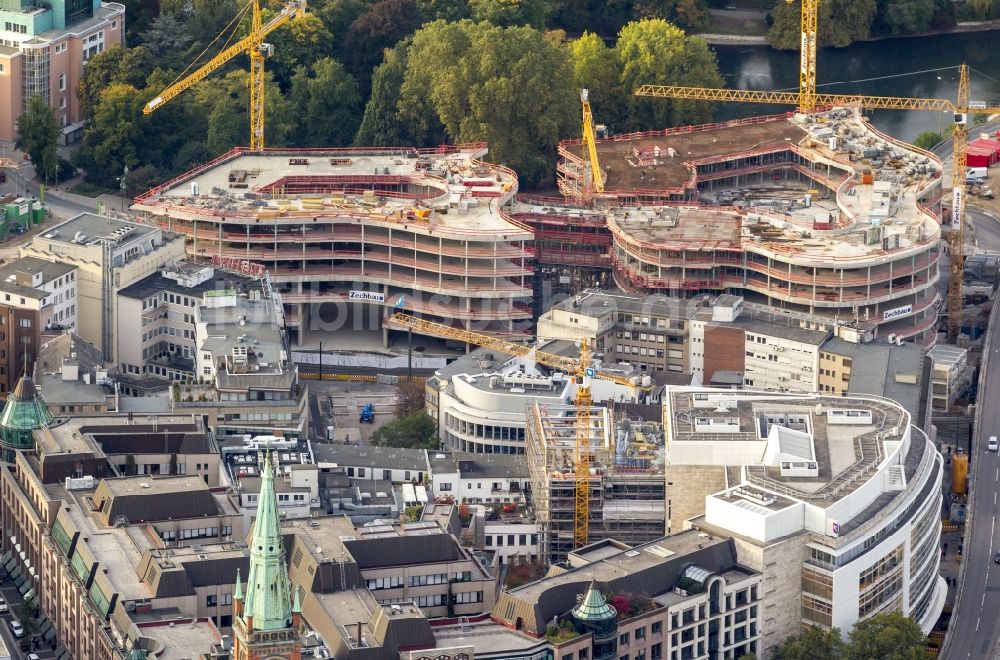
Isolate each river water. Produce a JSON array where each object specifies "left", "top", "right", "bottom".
[{"left": 712, "top": 32, "right": 1000, "bottom": 141}]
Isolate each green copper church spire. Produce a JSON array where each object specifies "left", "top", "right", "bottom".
[{"left": 242, "top": 450, "right": 293, "bottom": 631}]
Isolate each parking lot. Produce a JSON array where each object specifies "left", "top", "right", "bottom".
[{"left": 308, "top": 380, "right": 399, "bottom": 445}]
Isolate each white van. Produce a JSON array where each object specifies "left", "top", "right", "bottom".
[{"left": 968, "top": 167, "right": 989, "bottom": 180}]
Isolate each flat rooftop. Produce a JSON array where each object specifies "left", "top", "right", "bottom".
[
  {"left": 509, "top": 531, "right": 729, "bottom": 604},
  {"left": 135, "top": 619, "right": 221, "bottom": 659},
  {"left": 574, "top": 114, "right": 806, "bottom": 191},
  {"left": 433, "top": 623, "right": 545, "bottom": 655},
  {"left": 593, "top": 109, "right": 942, "bottom": 263},
  {"left": 41, "top": 213, "right": 157, "bottom": 247},
  {"left": 666, "top": 390, "right": 910, "bottom": 504},
  {"left": 36, "top": 415, "right": 203, "bottom": 455},
  {"left": 134, "top": 147, "right": 529, "bottom": 236}
]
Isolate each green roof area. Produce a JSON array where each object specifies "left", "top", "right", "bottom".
[{"left": 0, "top": 375, "right": 52, "bottom": 451}]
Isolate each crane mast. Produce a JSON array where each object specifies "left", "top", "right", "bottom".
[
  {"left": 385, "top": 312, "right": 649, "bottom": 548},
  {"left": 581, "top": 89, "right": 604, "bottom": 197},
  {"left": 143, "top": 0, "right": 307, "bottom": 150},
  {"left": 947, "top": 65, "right": 970, "bottom": 343}
]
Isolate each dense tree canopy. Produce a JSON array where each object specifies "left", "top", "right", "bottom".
[
  {"left": 773, "top": 614, "right": 926, "bottom": 660},
  {"left": 768, "top": 0, "right": 876, "bottom": 48},
  {"left": 371, "top": 411, "right": 438, "bottom": 448},
  {"left": 615, "top": 19, "right": 723, "bottom": 130},
  {"left": 16, "top": 94, "right": 59, "bottom": 184},
  {"left": 399, "top": 20, "right": 578, "bottom": 186}
]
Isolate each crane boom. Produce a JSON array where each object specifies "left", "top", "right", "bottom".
[
  {"left": 143, "top": 0, "right": 307, "bottom": 149},
  {"left": 634, "top": 85, "right": 955, "bottom": 113},
  {"left": 386, "top": 312, "right": 646, "bottom": 550},
  {"left": 386, "top": 312, "right": 643, "bottom": 389}
]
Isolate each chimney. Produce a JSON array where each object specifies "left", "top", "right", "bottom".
[{"left": 356, "top": 622, "right": 362, "bottom": 647}]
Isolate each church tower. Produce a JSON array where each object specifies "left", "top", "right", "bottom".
[{"left": 232, "top": 451, "right": 302, "bottom": 660}]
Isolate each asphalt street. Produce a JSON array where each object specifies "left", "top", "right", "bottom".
[{"left": 945, "top": 323, "right": 1000, "bottom": 658}]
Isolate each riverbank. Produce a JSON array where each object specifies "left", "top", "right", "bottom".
[{"left": 696, "top": 17, "right": 1000, "bottom": 45}]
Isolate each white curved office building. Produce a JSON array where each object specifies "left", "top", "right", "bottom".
[{"left": 664, "top": 388, "right": 945, "bottom": 653}]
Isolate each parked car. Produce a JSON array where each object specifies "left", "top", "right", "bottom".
[
  {"left": 988, "top": 436, "right": 998, "bottom": 452},
  {"left": 8, "top": 619, "right": 24, "bottom": 638},
  {"left": 994, "top": 550, "right": 1000, "bottom": 564},
  {"left": 0, "top": 597, "right": 8, "bottom": 613}
]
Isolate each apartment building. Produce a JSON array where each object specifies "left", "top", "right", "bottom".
[
  {"left": 312, "top": 444, "right": 429, "bottom": 484},
  {"left": 33, "top": 332, "right": 112, "bottom": 413},
  {"left": 20, "top": 213, "right": 186, "bottom": 361},
  {"left": 285, "top": 514, "right": 496, "bottom": 619},
  {"left": 116, "top": 260, "right": 256, "bottom": 384},
  {"left": 237, "top": 461, "right": 320, "bottom": 521},
  {"left": 427, "top": 451, "right": 530, "bottom": 505},
  {"left": 484, "top": 533, "right": 762, "bottom": 660},
  {"left": 0, "top": 412, "right": 248, "bottom": 659},
  {"left": 664, "top": 389, "right": 945, "bottom": 653},
  {"left": 0, "top": 255, "right": 77, "bottom": 393},
  {"left": 0, "top": 0, "right": 124, "bottom": 142},
  {"left": 168, "top": 282, "right": 307, "bottom": 440}
]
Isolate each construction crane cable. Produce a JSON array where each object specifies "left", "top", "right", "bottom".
[
  {"left": 164, "top": 0, "right": 253, "bottom": 91},
  {"left": 766, "top": 65, "right": 959, "bottom": 95}
]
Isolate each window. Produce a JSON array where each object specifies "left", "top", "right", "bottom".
[
  {"left": 18, "top": 318, "right": 30, "bottom": 328},
  {"left": 620, "top": 632, "right": 630, "bottom": 645},
  {"left": 59, "top": 72, "right": 65, "bottom": 91},
  {"left": 651, "top": 621, "right": 662, "bottom": 635},
  {"left": 206, "top": 595, "right": 217, "bottom": 607},
  {"left": 635, "top": 626, "right": 646, "bottom": 640},
  {"left": 439, "top": 482, "right": 452, "bottom": 491}
]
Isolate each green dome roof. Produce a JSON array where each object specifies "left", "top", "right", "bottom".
[
  {"left": 572, "top": 582, "right": 617, "bottom": 622},
  {"left": 0, "top": 375, "right": 52, "bottom": 453}
]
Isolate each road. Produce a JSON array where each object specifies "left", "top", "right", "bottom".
[
  {"left": 970, "top": 208, "right": 1000, "bottom": 252},
  {"left": 945, "top": 305, "right": 1000, "bottom": 659}
]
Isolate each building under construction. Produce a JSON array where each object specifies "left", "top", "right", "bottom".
[
  {"left": 525, "top": 402, "right": 665, "bottom": 563},
  {"left": 521, "top": 107, "right": 945, "bottom": 345}
]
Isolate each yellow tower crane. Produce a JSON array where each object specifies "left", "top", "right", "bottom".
[
  {"left": 385, "top": 312, "right": 647, "bottom": 549},
  {"left": 143, "top": 0, "right": 308, "bottom": 150},
  {"left": 581, "top": 88, "right": 605, "bottom": 197},
  {"left": 634, "top": 0, "right": 1000, "bottom": 343}
]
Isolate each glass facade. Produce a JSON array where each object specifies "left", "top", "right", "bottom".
[
  {"left": 64, "top": 0, "right": 93, "bottom": 27},
  {"left": 20, "top": 43, "right": 50, "bottom": 111}
]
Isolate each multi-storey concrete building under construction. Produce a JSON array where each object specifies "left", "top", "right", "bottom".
[
  {"left": 526, "top": 402, "right": 665, "bottom": 562},
  {"left": 131, "top": 144, "right": 534, "bottom": 346}
]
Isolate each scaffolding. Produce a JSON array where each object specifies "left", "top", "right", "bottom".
[{"left": 526, "top": 403, "right": 666, "bottom": 564}]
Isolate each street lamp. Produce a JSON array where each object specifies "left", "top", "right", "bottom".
[{"left": 119, "top": 164, "right": 129, "bottom": 212}]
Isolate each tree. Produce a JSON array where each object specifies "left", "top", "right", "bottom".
[
  {"left": 76, "top": 44, "right": 154, "bottom": 120},
  {"left": 768, "top": 0, "right": 876, "bottom": 48},
  {"left": 774, "top": 625, "right": 845, "bottom": 660},
  {"left": 343, "top": 0, "right": 425, "bottom": 90},
  {"left": 469, "top": 0, "right": 555, "bottom": 28},
  {"left": 568, "top": 31, "right": 622, "bottom": 129},
  {"left": 614, "top": 19, "right": 724, "bottom": 131},
  {"left": 355, "top": 41, "right": 414, "bottom": 145},
  {"left": 912, "top": 131, "right": 943, "bottom": 150},
  {"left": 634, "top": 0, "right": 709, "bottom": 28},
  {"left": 289, "top": 58, "right": 362, "bottom": 146},
  {"left": 877, "top": 0, "right": 937, "bottom": 33},
  {"left": 74, "top": 83, "right": 145, "bottom": 187},
  {"left": 139, "top": 12, "right": 195, "bottom": 61},
  {"left": 370, "top": 411, "right": 438, "bottom": 448},
  {"left": 16, "top": 599, "right": 38, "bottom": 635},
  {"left": 398, "top": 20, "right": 577, "bottom": 186},
  {"left": 15, "top": 95, "right": 59, "bottom": 184},
  {"left": 416, "top": 0, "right": 471, "bottom": 20},
  {"left": 846, "top": 612, "right": 925, "bottom": 660},
  {"left": 394, "top": 379, "right": 427, "bottom": 417},
  {"left": 403, "top": 505, "right": 424, "bottom": 521},
  {"left": 267, "top": 13, "right": 336, "bottom": 89}
]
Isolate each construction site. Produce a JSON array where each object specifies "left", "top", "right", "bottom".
[
  {"left": 525, "top": 403, "right": 666, "bottom": 563},
  {"left": 130, "top": 145, "right": 536, "bottom": 347},
  {"left": 538, "top": 107, "right": 945, "bottom": 344}
]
